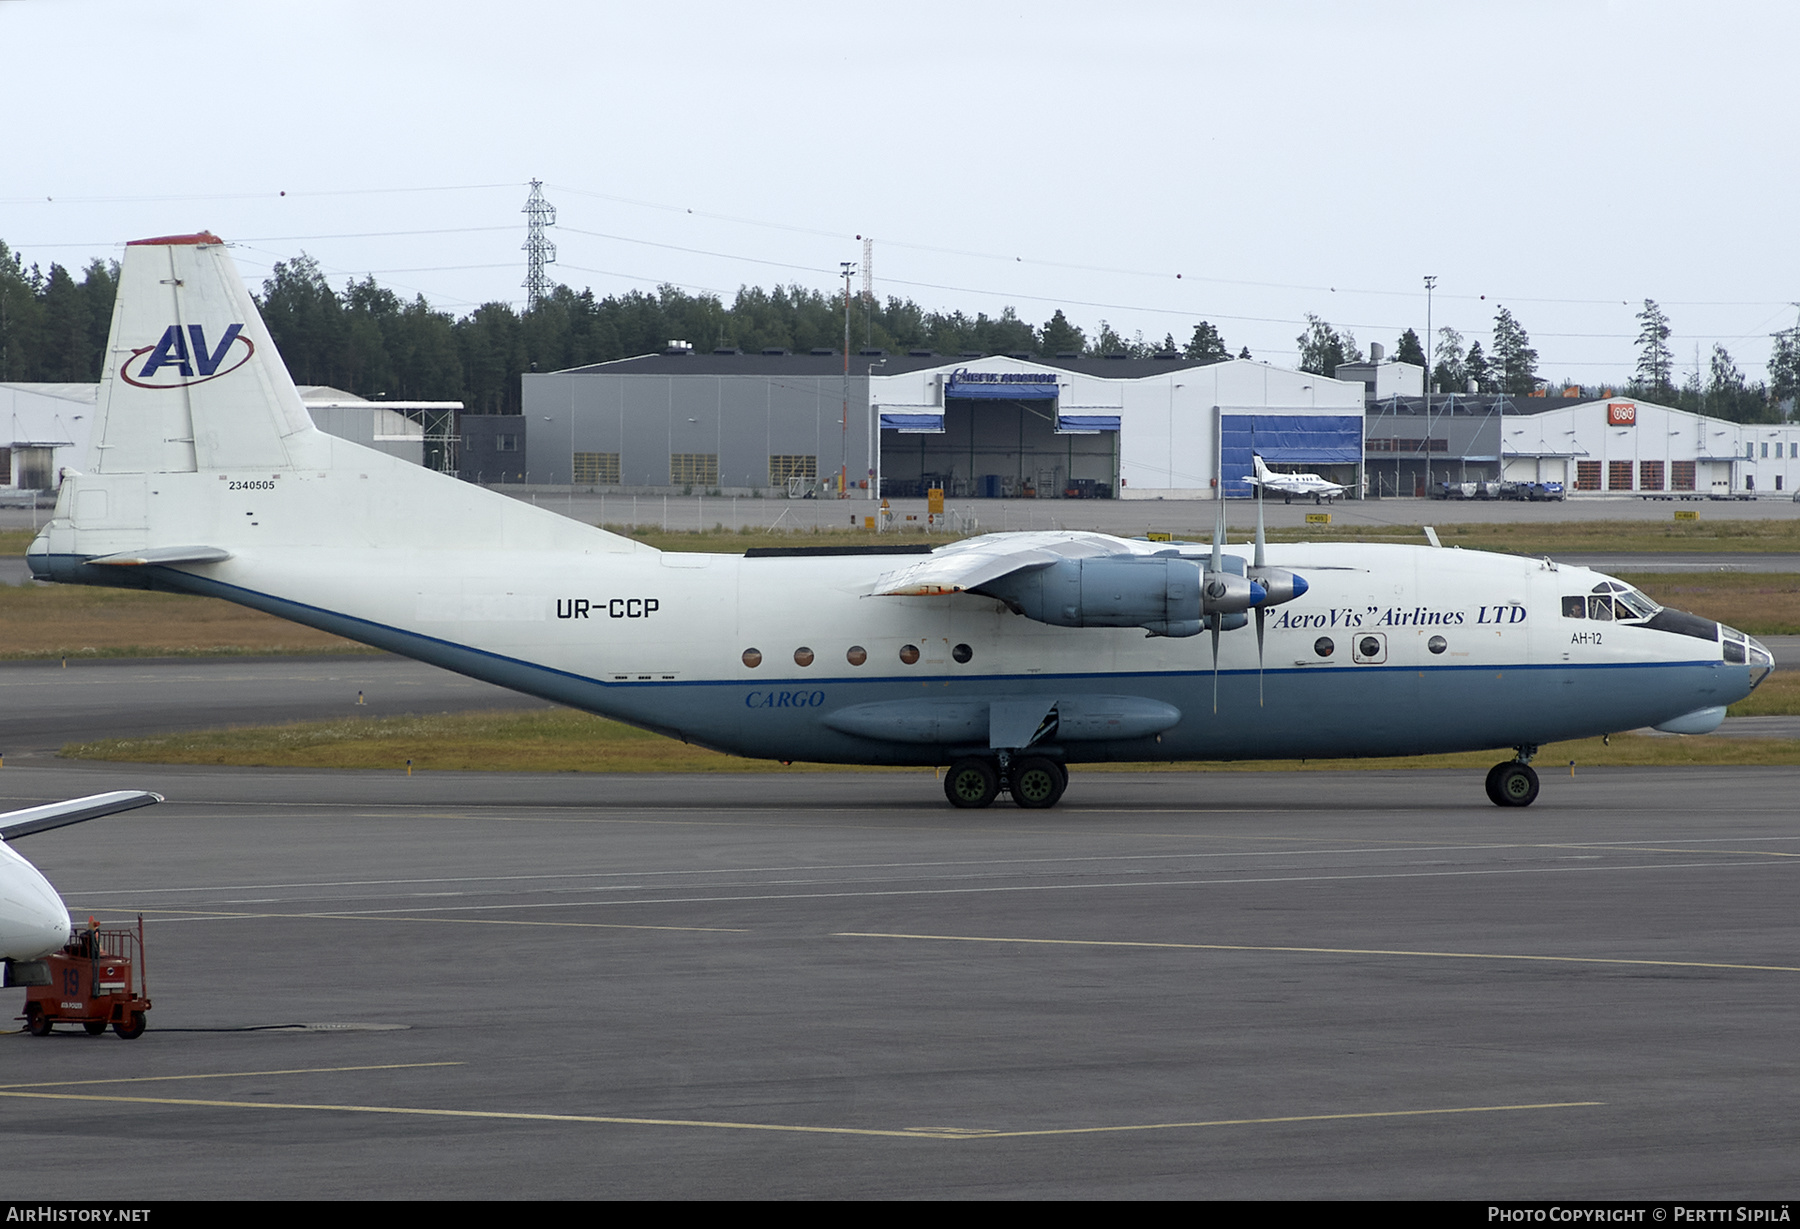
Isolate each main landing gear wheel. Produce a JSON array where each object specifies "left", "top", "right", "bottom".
[
  {"left": 1010, "top": 757, "right": 1067, "bottom": 809},
  {"left": 945, "top": 758, "right": 1000, "bottom": 809},
  {"left": 1486, "top": 762, "right": 1540, "bottom": 808}
]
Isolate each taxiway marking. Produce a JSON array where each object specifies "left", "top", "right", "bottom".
[
  {"left": 0, "top": 1062, "right": 462, "bottom": 1091},
  {"left": 0, "top": 1085, "right": 1602, "bottom": 1141},
  {"left": 837, "top": 932, "right": 1800, "bottom": 974}
]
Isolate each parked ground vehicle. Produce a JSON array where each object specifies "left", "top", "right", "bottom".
[{"left": 16, "top": 917, "right": 151, "bottom": 1039}]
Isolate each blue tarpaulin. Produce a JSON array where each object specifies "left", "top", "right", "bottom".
[{"left": 1220, "top": 414, "right": 1362, "bottom": 498}]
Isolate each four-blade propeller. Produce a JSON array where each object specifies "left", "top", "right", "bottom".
[{"left": 1204, "top": 479, "right": 1308, "bottom": 711}]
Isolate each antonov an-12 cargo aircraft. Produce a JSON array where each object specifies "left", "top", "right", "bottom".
[{"left": 27, "top": 234, "right": 1774, "bottom": 809}]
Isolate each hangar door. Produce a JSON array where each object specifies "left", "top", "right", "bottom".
[
  {"left": 1219, "top": 412, "right": 1362, "bottom": 499},
  {"left": 881, "top": 372, "right": 1118, "bottom": 498}
]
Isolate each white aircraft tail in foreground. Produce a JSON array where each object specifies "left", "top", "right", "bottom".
[
  {"left": 0, "top": 791, "right": 161, "bottom": 963},
  {"left": 1243, "top": 452, "right": 1347, "bottom": 504},
  {"left": 28, "top": 234, "right": 1773, "bottom": 809}
]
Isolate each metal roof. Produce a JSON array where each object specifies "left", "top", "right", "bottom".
[{"left": 553, "top": 352, "right": 1232, "bottom": 379}]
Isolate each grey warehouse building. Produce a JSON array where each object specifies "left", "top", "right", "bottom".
[{"left": 521, "top": 349, "right": 1367, "bottom": 500}]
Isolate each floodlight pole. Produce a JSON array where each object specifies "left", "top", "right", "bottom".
[
  {"left": 1424, "top": 275, "right": 1437, "bottom": 494},
  {"left": 867, "top": 358, "right": 886, "bottom": 501},
  {"left": 841, "top": 261, "right": 855, "bottom": 499}
]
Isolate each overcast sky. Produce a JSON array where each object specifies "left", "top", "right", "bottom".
[{"left": 6, "top": 0, "right": 1797, "bottom": 384}]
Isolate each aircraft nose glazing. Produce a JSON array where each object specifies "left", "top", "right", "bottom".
[{"left": 1745, "top": 633, "right": 1775, "bottom": 689}]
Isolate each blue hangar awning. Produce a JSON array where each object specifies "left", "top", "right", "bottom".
[{"left": 879, "top": 412, "right": 944, "bottom": 433}]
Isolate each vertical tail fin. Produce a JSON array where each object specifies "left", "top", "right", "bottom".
[
  {"left": 33, "top": 230, "right": 648, "bottom": 575},
  {"left": 90, "top": 232, "right": 326, "bottom": 475}
]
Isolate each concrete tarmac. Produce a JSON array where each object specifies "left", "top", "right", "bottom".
[
  {"left": 1, "top": 761, "right": 1797, "bottom": 1199},
  {"left": 0, "top": 656, "right": 550, "bottom": 756}
]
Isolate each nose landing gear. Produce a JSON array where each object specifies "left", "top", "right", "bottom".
[{"left": 1485, "top": 746, "right": 1541, "bottom": 807}]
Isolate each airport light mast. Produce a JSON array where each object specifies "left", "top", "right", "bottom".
[{"left": 841, "top": 260, "right": 855, "bottom": 498}]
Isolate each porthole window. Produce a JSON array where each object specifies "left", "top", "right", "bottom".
[
  {"left": 846, "top": 645, "right": 867, "bottom": 666},
  {"left": 794, "top": 647, "right": 814, "bottom": 667},
  {"left": 1314, "top": 637, "right": 1334, "bottom": 658},
  {"left": 899, "top": 644, "right": 920, "bottom": 665},
  {"left": 1428, "top": 635, "right": 1447, "bottom": 655},
  {"left": 1358, "top": 636, "right": 1381, "bottom": 658},
  {"left": 952, "top": 643, "right": 973, "bottom": 664},
  {"left": 742, "top": 648, "right": 762, "bottom": 668}
]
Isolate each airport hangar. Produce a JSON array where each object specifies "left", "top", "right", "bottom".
[
  {"left": 1361, "top": 390, "right": 1798, "bottom": 498},
  {"left": 517, "top": 349, "right": 1369, "bottom": 502}
]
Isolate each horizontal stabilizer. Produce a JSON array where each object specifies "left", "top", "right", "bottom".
[
  {"left": 86, "top": 546, "right": 232, "bottom": 567},
  {"left": 0, "top": 791, "right": 164, "bottom": 842}
]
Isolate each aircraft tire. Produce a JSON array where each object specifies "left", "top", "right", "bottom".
[
  {"left": 113, "top": 1012, "right": 146, "bottom": 1040},
  {"left": 945, "top": 758, "right": 1000, "bottom": 809},
  {"left": 1492, "top": 763, "right": 1540, "bottom": 808},
  {"left": 1484, "top": 762, "right": 1507, "bottom": 805},
  {"left": 1011, "top": 757, "right": 1066, "bottom": 809},
  {"left": 24, "top": 1006, "right": 51, "bottom": 1037}
]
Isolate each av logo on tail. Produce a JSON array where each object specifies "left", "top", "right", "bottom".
[{"left": 122, "top": 323, "right": 253, "bottom": 388}]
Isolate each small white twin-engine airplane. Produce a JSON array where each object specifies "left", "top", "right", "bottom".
[
  {"left": 26, "top": 234, "right": 1774, "bottom": 809},
  {"left": 0, "top": 792, "right": 161, "bottom": 965},
  {"left": 1244, "top": 452, "right": 1347, "bottom": 504}
]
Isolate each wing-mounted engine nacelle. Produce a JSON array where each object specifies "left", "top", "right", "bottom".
[{"left": 974, "top": 557, "right": 1264, "bottom": 639}]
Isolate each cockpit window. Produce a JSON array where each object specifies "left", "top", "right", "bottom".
[{"left": 1574, "top": 581, "right": 1659, "bottom": 622}]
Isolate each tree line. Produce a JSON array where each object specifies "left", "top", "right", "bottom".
[
  {"left": 3, "top": 239, "right": 1794, "bottom": 423},
  {"left": 0, "top": 242, "right": 1248, "bottom": 415}
]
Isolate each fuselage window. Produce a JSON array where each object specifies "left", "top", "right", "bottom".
[
  {"left": 1428, "top": 635, "right": 1447, "bottom": 654},
  {"left": 1314, "top": 637, "right": 1334, "bottom": 657},
  {"left": 952, "top": 643, "right": 973, "bottom": 664},
  {"left": 794, "top": 647, "right": 815, "bottom": 667},
  {"left": 742, "top": 648, "right": 762, "bottom": 668},
  {"left": 846, "top": 646, "right": 867, "bottom": 666},
  {"left": 898, "top": 644, "right": 920, "bottom": 665},
  {"left": 1562, "top": 596, "right": 1586, "bottom": 619}
]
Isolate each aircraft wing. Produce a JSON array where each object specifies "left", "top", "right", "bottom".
[
  {"left": 869, "top": 531, "right": 1176, "bottom": 596},
  {"left": 0, "top": 791, "right": 164, "bottom": 842}
]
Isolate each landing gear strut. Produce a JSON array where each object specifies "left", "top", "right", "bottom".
[{"left": 1485, "top": 746, "right": 1540, "bottom": 808}]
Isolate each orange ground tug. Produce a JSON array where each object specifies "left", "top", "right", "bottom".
[{"left": 20, "top": 916, "right": 150, "bottom": 1039}]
